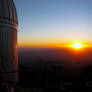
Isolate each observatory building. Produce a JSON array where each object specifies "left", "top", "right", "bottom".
[{"left": 0, "top": 0, "right": 18, "bottom": 92}]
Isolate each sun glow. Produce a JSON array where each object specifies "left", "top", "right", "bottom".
[{"left": 72, "top": 42, "right": 83, "bottom": 49}]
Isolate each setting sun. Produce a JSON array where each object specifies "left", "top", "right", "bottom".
[{"left": 72, "top": 42, "right": 83, "bottom": 49}]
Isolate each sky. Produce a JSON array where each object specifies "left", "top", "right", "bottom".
[{"left": 14, "top": 0, "right": 92, "bottom": 48}]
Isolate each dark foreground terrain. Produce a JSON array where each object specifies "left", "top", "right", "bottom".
[
  {"left": 14, "top": 63, "right": 92, "bottom": 92},
  {"left": 14, "top": 48, "right": 92, "bottom": 92}
]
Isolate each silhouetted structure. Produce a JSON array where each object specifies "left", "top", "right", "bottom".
[
  {"left": 0, "top": 76, "right": 9, "bottom": 92},
  {"left": 0, "top": 0, "right": 18, "bottom": 92}
]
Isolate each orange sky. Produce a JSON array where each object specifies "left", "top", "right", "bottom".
[{"left": 18, "top": 40, "right": 92, "bottom": 48}]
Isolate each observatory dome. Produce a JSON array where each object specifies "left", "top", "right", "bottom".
[
  {"left": 0, "top": 0, "right": 18, "bottom": 24},
  {"left": 0, "top": 0, "right": 18, "bottom": 90}
]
